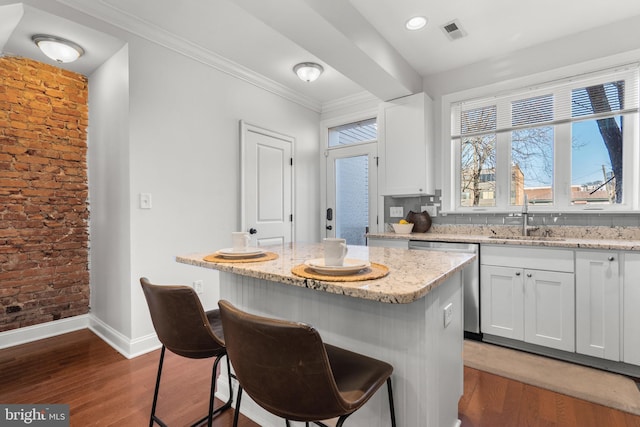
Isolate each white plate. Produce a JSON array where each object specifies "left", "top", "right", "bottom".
[
  {"left": 217, "top": 247, "right": 265, "bottom": 259},
  {"left": 304, "top": 258, "right": 371, "bottom": 276}
]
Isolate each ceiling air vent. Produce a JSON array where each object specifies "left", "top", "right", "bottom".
[{"left": 441, "top": 19, "right": 467, "bottom": 41}]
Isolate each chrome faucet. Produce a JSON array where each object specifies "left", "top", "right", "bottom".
[
  {"left": 522, "top": 194, "right": 529, "bottom": 236},
  {"left": 521, "top": 194, "right": 539, "bottom": 236}
]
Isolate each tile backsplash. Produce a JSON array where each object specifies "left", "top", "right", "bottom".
[{"left": 383, "top": 190, "right": 640, "bottom": 231}]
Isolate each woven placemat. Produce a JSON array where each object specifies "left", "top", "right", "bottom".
[
  {"left": 203, "top": 252, "right": 279, "bottom": 263},
  {"left": 291, "top": 262, "right": 389, "bottom": 282}
]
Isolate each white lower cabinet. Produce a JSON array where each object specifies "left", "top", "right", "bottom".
[
  {"left": 623, "top": 253, "right": 640, "bottom": 366},
  {"left": 481, "top": 246, "right": 575, "bottom": 352},
  {"left": 575, "top": 251, "right": 620, "bottom": 361},
  {"left": 481, "top": 265, "right": 524, "bottom": 340},
  {"left": 523, "top": 269, "right": 575, "bottom": 351}
]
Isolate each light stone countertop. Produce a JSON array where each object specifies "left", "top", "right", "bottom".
[
  {"left": 369, "top": 231, "right": 640, "bottom": 251},
  {"left": 176, "top": 242, "right": 475, "bottom": 304}
]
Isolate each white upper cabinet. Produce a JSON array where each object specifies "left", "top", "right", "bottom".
[{"left": 378, "top": 92, "right": 434, "bottom": 196}]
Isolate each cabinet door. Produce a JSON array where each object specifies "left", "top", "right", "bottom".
[
  {"left": 378, "top": 92, "right": 433, "bottom": 196},
  {"left": 623, "top": 252, "right": 640, "bottom": 366},
  {"left": 523, "top": 270, "right": 575, "bottom": 352},
  {"left": 575, "top": 252, "right": 620, "bottom": 361},
  {"left": 481, "top": 265, "right": 524, "bottom": 339}
]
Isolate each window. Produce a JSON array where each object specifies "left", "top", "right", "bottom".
[
  {"left": 450, "top": 66, "right": 639, "bottom": 211},
  {"left": 328, "top": 118, "right": 377, "bottom": 147}
]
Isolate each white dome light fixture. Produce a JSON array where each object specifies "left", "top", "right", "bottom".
[
  {"left": 405, "top": 16, "right": 427, "bottom": 31},
  {"left": 32, "top": 35, "right": 84, "bottom": 63},
  {"left": 293, "top": 62, "right": 324, "bottom": 82}
]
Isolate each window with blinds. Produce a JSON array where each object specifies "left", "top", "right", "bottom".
[
  {"left": 451, "top": 65, "right": 639, "bottom": 211},
  {"left": 328, "top": 118, "right": 377, "bottom": 147}
]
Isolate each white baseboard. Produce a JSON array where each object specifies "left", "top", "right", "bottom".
[
  {"left": 0, "top": 315, "right": 89, "bottom": 349},
  {"left": 0, "top": 314, "right": 160, "bottom": 360},
  {"left": 88, "top": 315, "right": 160, "bottom": 359}
]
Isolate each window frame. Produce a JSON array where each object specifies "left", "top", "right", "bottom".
[{"left": 443, "top": 65, "right": 639, "bottom": 214}]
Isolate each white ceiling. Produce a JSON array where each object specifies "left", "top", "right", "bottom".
[{"left": 2, "top": 0, "right": 640, "bottom": 109}]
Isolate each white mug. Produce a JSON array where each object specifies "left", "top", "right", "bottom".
[
  {"left": 323, "top": 238, "right": 348, "bottom": 266},
  {"left": 232, "top": 231, "right": 251, "bottom": 252}
]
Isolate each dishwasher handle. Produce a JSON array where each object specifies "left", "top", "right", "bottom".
[{"left": 409, "top": 244, "right": 478, "bottom": 254}]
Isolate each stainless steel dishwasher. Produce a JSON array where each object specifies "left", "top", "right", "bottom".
[{"left": 409, "top": 240, "right": 481, "bottom": 338}]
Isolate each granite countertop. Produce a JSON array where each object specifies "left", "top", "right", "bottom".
[
  {"left": 368, "top": 231, "right": 640, "bottom": 251},
  {"left": 176, "top": 243, "right": 475, "bottom": 304}
]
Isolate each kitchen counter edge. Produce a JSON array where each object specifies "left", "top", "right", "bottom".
[{"left": 368, "top": 232, "right": 640, "bottom": 251}]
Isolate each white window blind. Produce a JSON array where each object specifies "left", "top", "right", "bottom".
[{"left": 451, "top": 65, "right": 639, "bottom": 140}]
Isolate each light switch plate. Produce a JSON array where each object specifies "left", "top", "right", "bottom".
[
  {"left": 443, "top": 303, "right": 453, "bottom": 328},
  {"left": 390, "top": 206, "right": 403, "bottom": 217},
  {"left": 140, "top": 193, "right": 152, "bottom": 209},
  {"left": 193, "top": 280, "right": 203, "bottom": 294}
]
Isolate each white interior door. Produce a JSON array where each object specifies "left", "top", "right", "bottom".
[
  {"left": 325, "top": 143, "right": 377, "bottom": 245},
  {"left": 241, "top": 121, "right": 293, "bottom": 246}
]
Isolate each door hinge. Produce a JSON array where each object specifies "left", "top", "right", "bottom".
[
  {"left": 376, "top": 215, "right": 379, "bottom": 225},
  {"left": 375, "top": 156, "right": 379, "bottom": 166},
  {"left": 290, "top": 157, "right": 293, "bottom": 166},
  {"left": 289, "top": 214, "right": 293, "bottom": 222}
]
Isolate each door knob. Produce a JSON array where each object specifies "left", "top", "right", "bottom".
[
  {"left": 326, "top": 225, "right": 333, "bottom": 230},
  {"left": 608, "top": 256, "right": 615, "bottom": 261},
  {"left": 249, "top": 228, "right": 257, "bottom": 235},
  {"left": 515, "top": 272, "right": 521, "bottom": 276}
]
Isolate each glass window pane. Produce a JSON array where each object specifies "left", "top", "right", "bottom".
[
  {"left": 571, "top": 81, "right": 624, "bottom": 205},
  {"left": 571, "top": 116, "right": 623, "bottom": 205},
  {"left": 335, "top": 155, "right": 369, "bottom": 245},
  {"left": 460, "top": 135, "right": 496, "bottom": 207},
  {"left": 328, "top": 118, "right": 377, "bottom": 147},
  {"left": 511, "top": 127, "right": 554, "bottom": 206}
]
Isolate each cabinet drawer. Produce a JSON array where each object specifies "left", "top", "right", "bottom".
[{"left": 481, "top": 245, "right": 574, "bottom": 272}]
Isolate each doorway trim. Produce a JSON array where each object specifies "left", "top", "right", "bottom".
[
  {"left": 240, "top": 120, "right": 295, "bottom": 244},
  {"left": 320, "top": 108, "right": 379, "bottom": 239}
]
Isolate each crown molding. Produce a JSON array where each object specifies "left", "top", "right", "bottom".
[
  {"left": 321, "top": 91, "right": 379, "bottom": 115},
  {"left": 58, "top": 0, "right": 323, "bottom": 112}
]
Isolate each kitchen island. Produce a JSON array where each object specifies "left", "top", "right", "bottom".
[{"left": 177, "top": 243, "right": 475, "bottom": 427}]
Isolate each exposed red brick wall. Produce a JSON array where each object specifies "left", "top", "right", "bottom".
[{"left": 0, "top": 57, "right": 89, "bottom": 331}]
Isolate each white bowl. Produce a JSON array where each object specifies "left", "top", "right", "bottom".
[{"left": 392, "top": 223, "right": 414, "bottom": 234}]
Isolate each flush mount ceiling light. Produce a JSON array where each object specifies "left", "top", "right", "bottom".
[
  {"left": 405, "top": 16, "right": 427, "bottom": 31},
  {"left": 293, "top": 62, "right": 324, "bottom": 82},
  {"left": 32, "top": 34, "right": 84, "bottom": 63}
]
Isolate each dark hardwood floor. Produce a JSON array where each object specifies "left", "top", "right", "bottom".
[{"left": 1, "top": 329, "right": 639, "bottom": 427}]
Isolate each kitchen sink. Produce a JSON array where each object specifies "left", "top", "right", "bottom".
[{"left": 488, "top": 235, "right": 565, "bottom": 242}]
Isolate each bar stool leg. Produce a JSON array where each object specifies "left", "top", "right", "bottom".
[
  {"left": 232, "top": 386, "right": 243, "bottom": 427},
  {"left": 387, "top": 378, "right": 397, "bottom": 427},
  {"left": 149, "top": 346, "right": 166, "bottom": 427}
]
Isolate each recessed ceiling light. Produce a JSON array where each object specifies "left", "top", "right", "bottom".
[
  {"left": 405, "top": 16, "right": 427, "bottom": 31},
  {"left": 32, "top": 34, "right": 84, "bottom": 63}
]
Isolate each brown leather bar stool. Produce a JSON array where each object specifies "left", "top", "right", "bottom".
[
  {"left": 140, "top": 277, "right": 233, "bottom": 427},
  {"left": 218, "top": 299, "right": 396, "bottom": 427}
]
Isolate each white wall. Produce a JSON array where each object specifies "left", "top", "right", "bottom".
[
  {"left": 123, "top": 35, "right": 321, "bottom": 347},
  {"left": 87, "top": 45, "right": 132, "bottom": 342}
]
